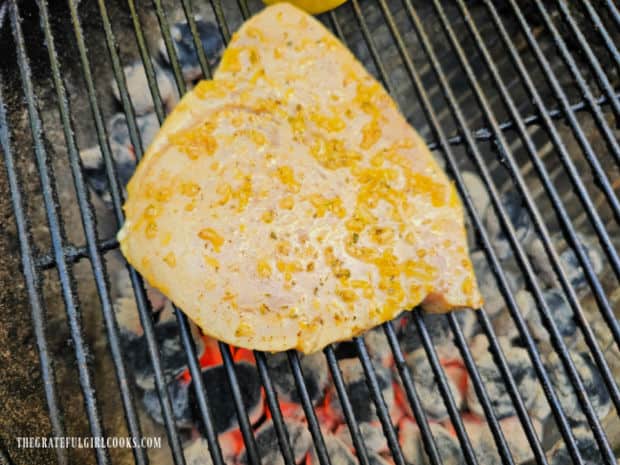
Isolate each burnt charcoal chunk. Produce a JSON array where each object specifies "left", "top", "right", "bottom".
[
  {"left": 467, "top": 346, "right": 536, "bottom": 419},
  {"left": 142, "top": 378, "right": 192, "bottom": 429},
  {"left": 427, "top": 424, "right": 465, "bottom": 465},
  {"left": 160, "top": 18, "right": 223, "bottom": 81},
  {"left": 369, "top": 452, "right": 391, "bottom": 465},
  {"left": 192, "top": 362, "right": 262, "bottom": 435},
  {"left": 308, "top": 435, "right": 356, "bottom": 465},
  {"left": 238, "top": 419, "right": 311, "bottom": 465},
  {"left": 546, "top": 352, "right": 610, "bottom": 425},
  {"left": 331, "top": 358, "right": 393, "bottom": 424},
  {"left": 124, "top": 320, "right": 187, "bottom": 390},
  {"left": 469, "top": 251, "right": 520, "bottom": 317},
  {"left": 404, "top": 349, "right": 462, "bottom": 421},
  {"left": 266, "top": 352, "right": 328, "bottom": 405},
  {"left": 398, "top": 310, "right": 476, "bottom": 353},
  {"left": 543, "top": 289, "right": 577, "bottom": 344},
  {"left": 485, "top": 191, "right": 534, "bottom": 260},
  {"left": 549, "top": 427, "right": 602, "bottom": 465},
  {"left": 559, "top": 235, "right": 603, "bottom": 291},
  {"left": 184, "top": 438, "right": 213, "bottom": 465}
]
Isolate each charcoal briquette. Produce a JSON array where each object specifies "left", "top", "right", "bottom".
[
  {"left": 308, "top": 434, "right": 357, "bottom": 465},
  {"left": 192, "top": 362, "right": 263, "bottom": 435},
  {"left": 142, "top": 377, "right": 193, "bottom": 429},
  {"left": 266, "top": 352, "right": 328, "bottom": 405},
  {"left": 237, "top": 419, "right": 311, "bottom": 465}
]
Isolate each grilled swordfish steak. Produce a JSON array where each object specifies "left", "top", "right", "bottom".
[{"left": 118, "top": 3, "right": 483, "bottom": 353}]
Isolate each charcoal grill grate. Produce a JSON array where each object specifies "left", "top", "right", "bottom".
[{"left": 1, "top": 1, "right": 619, "bottom": 465}]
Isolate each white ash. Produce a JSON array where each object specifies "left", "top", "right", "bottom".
[
  {"left": 335, "top": 421, "right": 388, "bottom": 455},
  {"left": 266, "top": 351, "right": 328, "bottom": 405},
  {"left": 329, "top": 357, "right": 396, "bottom": 424},
  {"left": 142, "top": 377, "right": 193, "bottom": 429},
  {"left": 466, "top": 343, "right": 537, "bottom": 420},
  {"left": 237, "top": 419, "right": 311, "bottom": 465},
  {"left": 470, "top": 250, "right": 520, "bottom": 318},
  {"left": 484, "top": 191, "right": 534, "bottom": 261},
  {"left": 426, "top": 423, "right": 465, "bottom": 465},
  {"left": 499, "top": 415, "right": 542, "bottom": 464},
  {"left": 111, "top": 61, "right": 178, "bottom": 115},
  {"left": 404, "top": 348, "right": 462, "bottom": 421},
  {"left": 183, "top": 438, "right": 214, "bottom": 465},
  {"left": 548, "top": 426, "right": 602, "bottom": 465},
  {"left": 159, "top": 16, "right": 223, "bottom": 82},
  {"left": 107, "top": 112, "right": 160, "bottom": 150},
  {"left": 559, "top": 235, "right": 604, "bottom": 292},
  {"left": 308, "top": 434, "right": 357, "bottom": 465},
  {"left": 398, "top": 418, "right": 423, "bottom": 465},
  {"left": 462, "top": 170, "right": 490, "bottom": 219},
  {"left": 545, "top": 351, "right": 611, "bottom": 425}
]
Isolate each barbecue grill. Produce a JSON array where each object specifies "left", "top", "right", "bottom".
[{"left": 1, "top": 0, "right": 619, "bottom": 464}]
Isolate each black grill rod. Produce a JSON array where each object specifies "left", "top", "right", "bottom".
[
  {"left": 219, "top": 344, "right": 262, "bottom": 465},
  {"left": 0, "top": 79, "right": 68, "bottom": 465},
  {"left": 382, "top": 323, "right": 443, "bottom": 465},
  {"left": 253, "top": 352, "right": 297, "bottom": 465},
  {"left": 375, "top": 0, "right": 584, "bottom": 462},
  {"left": 441, "top": 0, "right": 620, "bottom": 409},
  {"left": 555, "top": 0, "right": 620, "bottom": 121},
  {"left": 95, "top": 0, "right": 145, "bottom": 158},
  {"left": 287, "top": 351, "right": 333, "bottom": 465},
  {"left": 125, "top": 0, "right": 166, "bottom": 123},
  {"left": 368, "top": 5, "right": 552, "bottom": 460},
  {"left": 342, "top": 3, "right": 481, "bottom": 464},
  {"left": 577, "top": 1, "right": 620, "bottom": 78},
  {"left": 8, "top": 1, "right": 110, "bottom": 463},
  {"left": 539, "top": 0, "right": 620, "bottom": 159},
  {"left": 426, "top": 93, "right": 614, "bottom": 152},
  {"left": 170, "top": 4, "right": 318, "bottom": 463},
  {"left": 602, "top": 0, "right": 620, "bottom": 28},
  {"left": 447, "top": 310, "right": 518, "bottom": 465},
  {"left": 65, "top": 1, "right": 188, "bottom": 463},
  {"left": 353, "top": 338, "right": 407, "bottom": 465},
  {"left": 175, "top": 313, "right": 227, "bottom": 465},
  {"left": 37, "top": 0, "right": 150, "bottom": 463},
  {"left": 484, "top": 0, "right": 620, "bottom": 358},
  {"left": 322, "top": 13, "right": 427, "bottom": 465},
  {"left": 171, "top": 2, "right": 299, "bottom": 462},
  {"left": 36, "top": 237, "right": 117, "bottom": 270},
  {"left": 151, "top": 0, "right": 186, "bottom": 95},
  {"left": 236, "top": 0, "right": 251, "bottom": 20},
  {"left": 498, "top": 0, "right": 620, "bottom": 280},
  {"left": 330, "top": 8, "right": 445, "bottom": 465},
  {"left": 409, "top": 313, "right": 479, "bottom": 465},
  {"left": 210, "top": 0, "right": 231, "bottom": 43},
  {"left": 142, "top": 0, "right": 263, "bottom": 459},
  {"left": 323, "top": 347, "right": 372, "bottom": 465},
  {"left": 405, "top": 0, "right": 616, "bottom": 462},
  {"left": 96, "top": 1, "right": 229, "bottom": 461},
  {"left": 453, "top": 0, "right": 620, "bottom": 403},
  {"left": 326, "top": 12, "right": 443, "bottom": 465}
]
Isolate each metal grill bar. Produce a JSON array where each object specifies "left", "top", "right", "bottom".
[
  {"left": 554, "top": 1, "right": 620, "bottom": 123},
  {"left": 2, "top": 1, "right": 620, "bottom": 465},
  {"left": 0, "top": 62, "right": 68, "bottom": 465},
  {"left": 63, "top": 0, "right": 188, "bottom": 462},
  {"left": 537, "top": 0, "right": 620, "bottom": 166},
  {"left": 35, "top": 1, "right": 148, "bottom": 464},
  {"left": 437, "top": 0, "right": 620, "bottom": 421},
  {"left": 451, "top": 0, "right": 620, "bottom": 411},
  {"left": 346, "top": 3, "right": 550, "bottom": 464},
  {"left": 7, "top": 2, "right": 110, "bottom": 464},
  {"left": 254, "top": 351, "right": 296, "bottom": 465},
  {"left": 323, "top": 347, "right": 372, "bottom": 465},
  {"left": 578, "top": 0, "right": 620, "bottom": 67},
  {"left": 398, "top": 0, "right": 616, "bottom": 462},
  {"left": 503, "top": 0, "right": 620, "bottom": 278}
]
